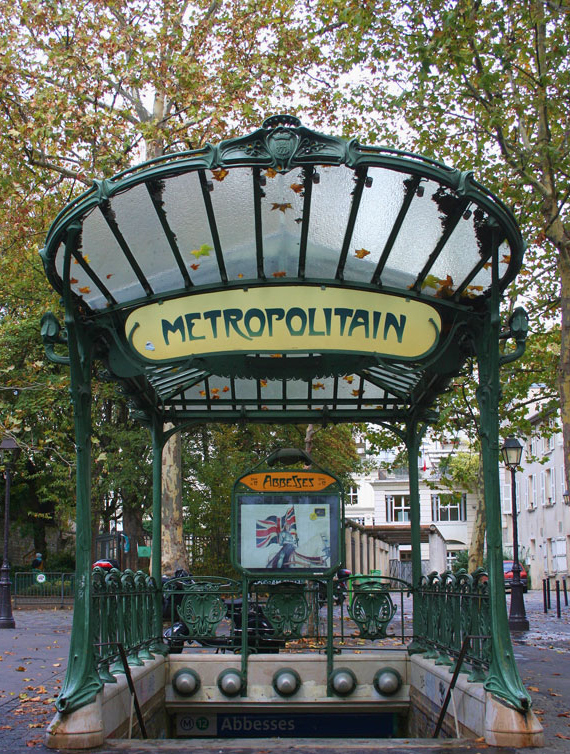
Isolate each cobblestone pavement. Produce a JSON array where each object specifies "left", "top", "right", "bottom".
[{"left": 0, "top": 589, "right": 569, "bottom": 753}]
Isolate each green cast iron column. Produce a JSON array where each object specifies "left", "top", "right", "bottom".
[
  {"left": 406, "top": 420, "right": 426, "bottom": 653},
  {"left": 56, "top": 223, "right": 103, "bottom": 714},
  {"left": 150, "top": 418, "right": 168, "bottom": 653},
  {"left": 474, "top": 236, "right": 530, "bottom": 710}
]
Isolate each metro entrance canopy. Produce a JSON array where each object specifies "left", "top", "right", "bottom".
[
  {"left": 40, "top": 114, "right": 524, "bottom": 428},
  {"left": 39, "top": 116, "right": 532, "bottom": 729}
]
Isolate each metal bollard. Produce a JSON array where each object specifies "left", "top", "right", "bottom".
[
  {"left": 547, "top": 577, "right": 552, "bottom": 609},
  {"left": 564, "top": 578, "right": 569, "bottom": 607},
  {"left": 543, "top": 579, "right": 548, "bottom": 613},
  {"left": 556, "top": 581, "right": 562, "bottom": 619}
]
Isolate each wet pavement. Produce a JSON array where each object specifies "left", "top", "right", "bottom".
[{"left": 0, "top": 590, "right": 568, "bottom": 753}]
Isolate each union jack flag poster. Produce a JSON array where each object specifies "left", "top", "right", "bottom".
[{"left": 256, "top": 506, "right": 297, "bottom": 548}]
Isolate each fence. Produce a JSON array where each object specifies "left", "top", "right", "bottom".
[
  {"left": 14, "top": 572, "right": 75, "bottom": 608},
  {"left": 414, "top": 569, "right": 490, "bottom": 680},
  {"left": 92, "top": 567, "right": 160, "bottom": 680}
]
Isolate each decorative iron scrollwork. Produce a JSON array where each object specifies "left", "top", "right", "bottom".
[
  {"left": 263, "top": 584, "right": 309, "bottom": 638},
  {"left": 348, "top": 583, "right": 397, "bottom": 639},
  {"left": 177, "top": 583, "right": 228, "bottom": 637}
]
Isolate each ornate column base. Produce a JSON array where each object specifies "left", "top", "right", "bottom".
[
  {"left": 45, "top": 693, "right": 104, "bottom": 749},
  {"left": 485, "top": 695, "right": 544, "bottom": 747}
]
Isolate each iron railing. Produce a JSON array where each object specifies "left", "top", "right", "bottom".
[
  {"left": 414, "top": 569, "right": 490, "bottom": 680},
  {"left": 13, "top": 572, "right": 75, "bottom": 607},
  {"left": 92, "top": 567, "right": 160, "bottom": 682}
]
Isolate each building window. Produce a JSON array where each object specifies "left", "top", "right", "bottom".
[
  {"left": 431, "top": 493, "right": 466, "bottom": 522},
  {"left": 446, "top": 550, "right": 462, "bottom": 570},
  {"left": 348, "top": 485, "right": 358, "bottom": 506},
  {"left": 386, "top": 495, "right": 410, "bottom": 522}
]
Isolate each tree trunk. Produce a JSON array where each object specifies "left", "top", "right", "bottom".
[
  {"left": 468, "top": 456, "right": 486, "bottom": 573},
  {"left": 122, "top": 504, "right": 145, "bottom": 572},
  {"left": 161, "top": 425, "right": 190, "bottom": 575}
]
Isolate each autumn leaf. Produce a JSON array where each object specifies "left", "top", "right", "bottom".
[
  {"left": 483, "top": 262, "right": 492, "bottom": 269},
  {"left": 354, "top": 248, "right": 370, "bottom": 259},
  {"left": 312, "top": 382, "right": 325, "bottom": 390},
  {"left": 343, "top": 375, "right": 354, "bottom": 384},
  {"left": 70, "top": 277, "right": 78, "bottom": 284},
  {"left": 265, "top": 168, "right": 278, "bottom": 178},
  {"left": 502, "top": 254, "right": 511, "bottom": 264},
  {"left": 237, "top": 273, "right": 244, "bottom": 278},
  {"left": 351, "top": 389, "right": 361, "bottom": 396},
  {"left": 211, "top": 168, "right": 229, "bottom": 182},
  {"left": 106, "top": 273, "right": 113, "bottom": 279},
  {"left": 16, "top": 666, "right": 26, "bottom": 671},
  {"left": 270, "top": 354, "right": 282, "bottom": 358},
  {"left": 190, "top": 263, "right": 199, "bottom": 270},
  {"left": 290, "top": 182, "right": 304, "bottom": 194},
  {"left": 272, "top": 270, "right": 286, "bottom": 277},
  {"left": 260, "top": 379, "right": 267, "bottom": 387},
  {"left": 222, "top": 386, "right": 229, "bottom": 392},
  {"left": 435, "top": 275, "right": 454, "bottom": 298},
  {"left": 78, "top": 286, "right": 91, "bottom": 294},
  {"left": 271, "top": 202, "right": 292, "bottom": 213},
  {"left": 199, "top": 390, "right": 206, "bottom": 396},
  {"left": 210, "top": 387, "right": 219, "bottom": 394},
  {"left": 190, "top": 243, "right": 213, "bottom": 258},
  {"left": 527, "top": 686, "right": 539, "bottom": 692}
]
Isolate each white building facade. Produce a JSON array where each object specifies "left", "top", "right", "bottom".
[
  {"left": 348, "top": 438, "right": 478, "bottom": 573},
  {"left": 500, "top": 414, "right": 569, "bottom": 586}
]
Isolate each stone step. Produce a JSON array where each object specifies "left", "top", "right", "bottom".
[{"left": 103, "top": 737, "right": 507, "bottom": 753}]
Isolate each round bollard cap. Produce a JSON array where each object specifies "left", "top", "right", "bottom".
[
  {"left": 273, "top": 668, "right": 301, "bottom": 697},
  {"left": 330, "top": 668, "right": 357, "bottom": 696},
  {"left": 218, "top": 669, "right": 243, "bottom": 697},
  {"left": 172, "top": 668, "right": 200, "bottom": 696},
  {"left": 373, "top": 667, "right": 402, "bottom": 696}
]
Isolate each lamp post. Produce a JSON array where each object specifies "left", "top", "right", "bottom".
[
  {"left": 0, "top": 436, "right": 20, "bottom": 629},
  {"left": 500, "top": 437, "right": 529, "bottom": 632}
]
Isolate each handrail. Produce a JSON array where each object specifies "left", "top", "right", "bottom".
[
  {"left": 432, "top": 633, "right": 491, "bottom": 738},
  {"left": 95, "top": 642, "right": 148, "bottom": 739}
]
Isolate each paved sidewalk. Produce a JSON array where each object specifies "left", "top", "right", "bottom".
[{"left": 0, "top": 590, "right": 568, "bottom": 753}]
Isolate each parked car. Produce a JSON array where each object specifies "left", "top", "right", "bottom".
[{"left": 503, "top": 560, "right": 528, "bottom": 592}]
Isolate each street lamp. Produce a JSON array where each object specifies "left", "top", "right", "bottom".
[
  {"left": 500, "top": 437, "right": 529, "bottom": 632},
  {"left": 0, "top": 435, "right": 20, "bottom": 629}
]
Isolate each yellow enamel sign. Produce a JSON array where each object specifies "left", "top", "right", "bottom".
[
  {"left": 125, "top": 286, "right": 440, "bottom": 362},
  {"left": 239, "top": 472, "right": 337, "bottom": 491}
]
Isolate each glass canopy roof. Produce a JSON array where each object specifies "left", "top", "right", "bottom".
[{"left": 40, "top": 115, "right": 525, "bottom": 427}]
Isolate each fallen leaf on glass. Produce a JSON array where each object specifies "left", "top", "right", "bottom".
[
  {"left": 190, "top": 243, "right": 212, "bottom": 258},
  {"left": 354, "top": 248, "right": 370, "bottom": 259},
  {"left": 271, "top": 202, "right": 292, "bottom": 213},
  {"left": 211, "top": 168, "right": 228, "bottom": 182},
  {"left": 290, "top": 183, "right": 304, "bottom": 194}
]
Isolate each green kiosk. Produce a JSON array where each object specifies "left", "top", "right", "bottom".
[{"left": 38, "top": 115, "right": 541, "bottom": 747}]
